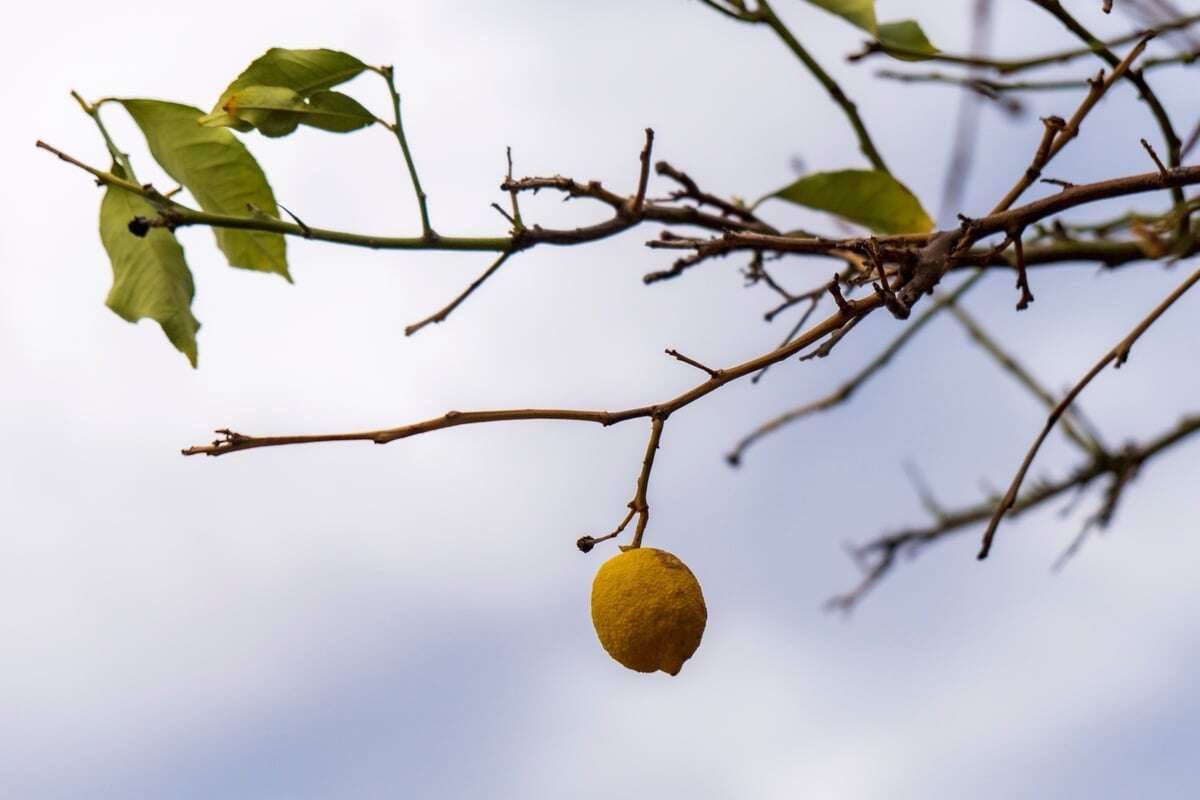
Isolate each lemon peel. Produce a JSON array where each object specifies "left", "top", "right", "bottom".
[{"left": 590, "top": 547, "right": 706, "bottom": 676}]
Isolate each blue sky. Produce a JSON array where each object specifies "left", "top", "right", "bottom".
[{"left": 4, "top": 1, "right": 1200, "bottom": 797}]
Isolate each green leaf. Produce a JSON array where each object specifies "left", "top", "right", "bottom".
[
  {"left": 119, "top": 99, "right": 289, "bottom": 278},
  {"left": 767, "top": 169, "right": 934, "bottom": 234},
  {"left": 804, "top": 0, "right": 876, "bottom": 33},
  {"left": 801, "top": 3, "right": 939, "bottom": 62},
  {"left": 877, "top": 19, "right": 940, "bottom": 61},
  {"left": 201, "top": 85, "right": 375, "bottom": 137},
  {"left": 100, "top": 168, "right": 200, "bottom": 367},
  {"left": 204, "top": 48, "right": 368, "bottom": 130}
]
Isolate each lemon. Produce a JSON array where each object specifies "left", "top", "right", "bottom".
[{"left": 590, "top": 547, "right": 706, "bottom": 675}]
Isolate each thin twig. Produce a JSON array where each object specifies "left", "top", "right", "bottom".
[
  {"left": 656, "top": 161, "right": 768, "bottom": 227},
  {"left": 1026, "top": 2, "right": 1185, "bottom": 214},
  {"left": 830, "top": 414, "right": 1200, "bottom": 609},
  {"left": 70, "top": 91, "right": 136, "bottom": 182},
  {"left": 577, "top": 506, "right": 637, "bottom": 553},
  {"left": 978, "top": 260, "right": 1200, "bottom": 559},
  {"left": 404, "top": 251, "right": 514, "bottom": 336},
  {"left": 1140, "top": 136, "right": 1170, "bottom": 175},
  {"left": 945, "top": 301, "right": 1100, "bottom": 455},
  {"left": 374, "top": 65, "right": 436, "bottom": 239},
  {"left": 665, "top": 348, "right": 721, "bottom": 378},
  {"left": 849, "top": 12, "right": 1200, "bottom": 73},
  {"left": 728, "top": 271, "right": 985, "bottom": 465},
  {"left": 751, "top": 296, "right": 820, "bottom": 384},
  {"left": 1011, "top": 231, "right": 1034, "bottom": 309},
  {"left": 990, "top": 31, "right": 1151, "bottom": 215},
  {"left": 940, "top": 0, "right": 998, "bottom": 223},
  {"left": 505, "top": 146, "right": 524, "bottom": 230},
  {"left": 631, "top": 128, "right": 655, "bottom": 216},
  {"left": 757, "top": 0, "right": 890, "bottom": 172},
  {"left": 182, "top": 282, "right": 877, "bottom": 457}
]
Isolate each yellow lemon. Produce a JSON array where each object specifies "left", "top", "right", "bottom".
[{"left": 590, "top": 547, "right": 706, "bottom": 675}]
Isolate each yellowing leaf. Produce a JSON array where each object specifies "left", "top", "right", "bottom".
[
  {"left": 768, "top": 169, "right": 934, "bottom": 234},
  {"left": 99, "top": 169, "right": 200, "bottom": 366},
  {"left": 120, "top": 99, "right": 289, "bottom": 278},
  {"left": 203, "top": 85, "right": 375, "bottom": 137},
  {"left": 204, "top": 48, "right": 367, "bottom": 131}
]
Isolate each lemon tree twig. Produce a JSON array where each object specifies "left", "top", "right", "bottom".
[
  {"left": 847, "top": 12, "right": 1200, "bottom": 72},
  {"left": 576, "top": 417, "right": 666, "bottom": 553},
  {"left": 696, "top": 0, "right": 890, "bottom": 173},
  {"left": 726, "top": 270, "right": 986, "bottom": 466},
  {"left": 175, "top": 165, "right": 1200, "bottom": 569},
  {"left": 665, "top": 348, "right": 722, "bottom": 379},
  {"left": 977, "top": 259, "right": 1200, "bottom": 560},
  {"left": 829, "top": 413, "right": 1200, "bottom": 610},
  {"left": 373, "top": 65, "right": 437, "bottom": 240},
  {"left": 403, "top": 251, "right": 514, "bottom": 337},
  {"left": 70, "top": 91, "right": 136, "bottom": 181},
  {"left": 1026, "top": 1, "right": 1186, "bottom": 215},
  {"left": 576, "top": 506, "right": 636, "bottom": 553},
  {"left": 755, "top": 0, "right": 890, "bottom": 173},
  {"left": 940, "top": 0, "right": 999, "bottom": 221},
  {"left": 38, "top": 128, "right": 783, "bottom": 334},
  {"left": 990, "top": 33, "right": 1152, "bottom": 216},
  {"left": 875, "top": 47, "right": 1196, "bottom": 97},
  {"left": 877, "top": 70, "right": 1091, "bottom": 98},
  {"left": 405, "top": 128, "right": 658, "bottom": 335},
  {"left": 181, "top": 287, "right": 878, "bottom": 458},
  {"left": 944, "top": 301, "right": 1104, "bottom": 456},
  {"left": 655, "top": 161, "right": 768, "bottom": 228},
  {"left": 627, "top": 417, "right": 666, "bottom": 549},
  {"left": 646, "top": 164, "right": 1200, "bottom": 286}
]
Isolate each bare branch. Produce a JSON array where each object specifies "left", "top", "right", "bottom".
[
  {"left": 849, "top": 12, "right": 1200, "bottom": 73},
  {"left": 665, "top": 348, "right": 722, "bottom": 378},
  {"left": 830, "top": 414, "right": 1200, "bottom": 609},
  {"left": 756, "top": 0, "right": 891, "bottom": 172},
  {"left": 655, "top": 161, "right": 770, "bottom": 228},
  {"left": 1140, "top": 136, "right": 1170, "bottom": 176},
  {"left": 990, "top": 31, "right": 1151, "bottom": 215},
  {"left": 404, "top": 251, "right": 514, "bottom": 337},
  {"left": 978, "top": 260, "right": 1200, "bottom": 559},
  {"left": 1026, "top": 2, "right": 1185, "bottom": 213},
  {"left": 728, "top": 271, "right": 985, "bottom": 465},
  {"left": 631, "top": 128, "right": 655, "bottom": 216},
  {"left": 183, "top": 284, "right": 876, "bottom": 457},
  {"left": 945, "top": 302, "right": 1100, "bottom": 455}
]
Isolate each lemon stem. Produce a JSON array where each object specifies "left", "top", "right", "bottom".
[{"left": 629, "top": 416, "right": 666, "bottom": 549}]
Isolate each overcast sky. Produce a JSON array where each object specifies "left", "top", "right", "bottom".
[{"left": 5, "top": 1, "right": 1200, "bottom": 797}]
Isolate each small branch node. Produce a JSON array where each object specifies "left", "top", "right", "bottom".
[
  {"left": 827, "top": 274, "right": 851, "bottom": 314},
  {"left": 278, "top": 203, "right": 312, "bottom": 238},
  {"left": 1139, "top": 137, "right": 1170, "bottom": 177},
  {"left": 665, "top": 348, "right": 721, "bottom": 378}
]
